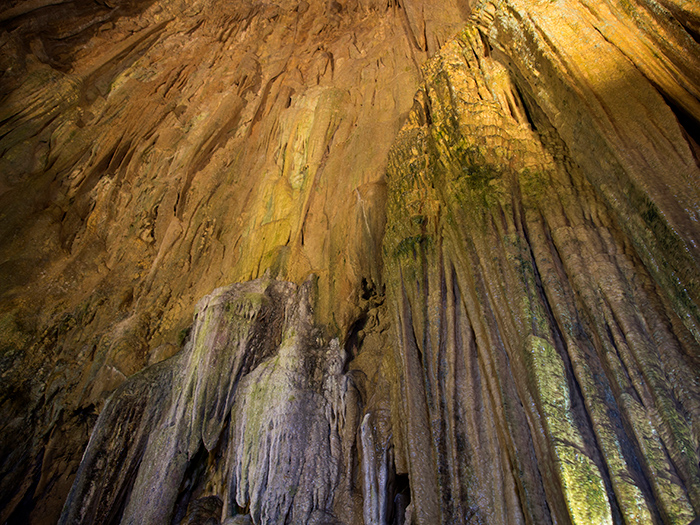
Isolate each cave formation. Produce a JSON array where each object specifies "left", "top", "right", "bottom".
[{"left": 1, "top": 0, "right": 699, "bottom": 523}]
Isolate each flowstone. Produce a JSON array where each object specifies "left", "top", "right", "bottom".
[{"left": 59, "top": 277, "right": 395, "bottom": 525}]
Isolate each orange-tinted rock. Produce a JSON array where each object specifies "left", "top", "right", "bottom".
[
  {"left": 1, "top": 0, "right": 699, "bottom": 522},
  {"left": 0, "top": 0, "right": 468, "bottom": 521}
]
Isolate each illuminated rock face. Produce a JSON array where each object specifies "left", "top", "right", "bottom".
[
  {"left": 59, "top": 277, "right": 369, "bottom": 525},
  {"left": 384, "top": 22, "right": 700, "bottom": 524},
  {"left": 1, "top": 0, "right": 699, "bottom": 523}
]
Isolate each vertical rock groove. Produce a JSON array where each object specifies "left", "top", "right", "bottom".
[
  {"left": 384, "top": 17, "right": 700, "bottom": 524},
  {"left": 1, "top": 0, "right": 699, "bottom": 522}
]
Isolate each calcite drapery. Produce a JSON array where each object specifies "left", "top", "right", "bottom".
[
  {"left": 384, "top": 9, "right": 700, "bottom": 524},
  {"left": 1, "top": 0, "right": 700, "bottom": 522},
  {"left": 60, "top": 277, "right": 383, "bottom": 525}
]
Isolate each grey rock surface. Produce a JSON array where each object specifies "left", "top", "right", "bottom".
[{"left": 59, "top": 276, "right": 389, "bottom": 525}]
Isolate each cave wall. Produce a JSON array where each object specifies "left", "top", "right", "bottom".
[
  {"left": 0, "top": 0, "right": 467, "bottom": 520},
  {"left": 384, "top": 20, "right": 700, "bottom": 523},
  {"left": 1, "top": 0, "right": 700, "bottom": 522}
]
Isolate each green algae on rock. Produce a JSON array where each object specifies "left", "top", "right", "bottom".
[
  {"left": 384, "top": 21, "right": 700, "bottom": 525},
  {"left": 1, "top": 0, "right": 700, "bottom": 521}
]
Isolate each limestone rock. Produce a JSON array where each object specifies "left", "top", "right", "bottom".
[
  {"left": 57, "top": 277, "right": 393, "bottom": 525},
  {"left": 384, "top": 14, "right": 700, "bottom": 525},
  {"left": 0, "top": 0, "right": 466, "bottom": 520},
  {"left": 1, "top": 0, "right": 700, "bottom": 522}
]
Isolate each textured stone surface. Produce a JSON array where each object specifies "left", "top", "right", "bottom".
[
  {"left": 384, "top": 15, "right": 700, "bottom": 525},
  {"left": 1, "top": 0, "right": 700, "bottom": 522},
  {"left": 58, "top": 277, "right": 377, "bottom": 525},
  {"left": 0, "top": 0, "right": 466, "bottom": 521}
]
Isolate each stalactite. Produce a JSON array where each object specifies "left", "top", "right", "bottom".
[{"left": 1, "top": 0, "right": 699, "bottom": 522}]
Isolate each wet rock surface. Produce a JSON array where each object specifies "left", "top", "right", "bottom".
[{"left": 1, "top": 0, "right": 700, "bottom": 522}]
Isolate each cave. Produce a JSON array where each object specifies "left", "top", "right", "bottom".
[{"left": 1, "top": 0, "right": 699, "bottom": 523}]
